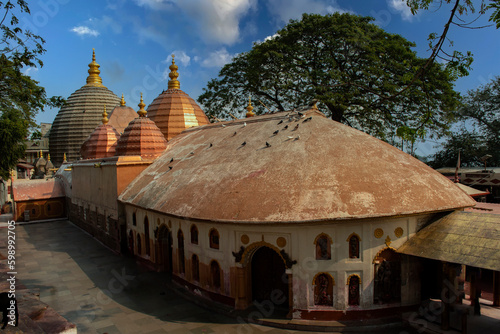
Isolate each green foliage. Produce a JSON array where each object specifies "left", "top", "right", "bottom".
[
  {"left": 198, "top": 13, "right": 460, "bottom": 143},
  {"left": 429, "top": 77, "right": 500, "bottom": 168},
  {"left": 0, "top": 1, "right": 64, "bottom": 179},
  {"left": 30, "top": 129, "right": 42, "bottom": 140}
]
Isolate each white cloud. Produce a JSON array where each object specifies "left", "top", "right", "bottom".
[
  {"left": 133, "top": 0, "right": 174, "bottom": 10},
  {"left": 22, "top": 67, "right": 39, "bottom": 76},
  {"left": 199, "top": 48, "right": 234, "bottom": 68},
  {"left": 388, "top": 0, "right": 413, "bottom": 21},
  {"left": 266, "top": 0, "right": 346, "bottom": 24},
  {"left": 70, "top": 26, "right": 100, "bottom": 37}
]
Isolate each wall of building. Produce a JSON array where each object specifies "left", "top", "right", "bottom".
[
  {"left": 15, "top": 198, "right": 66, "bottom": 222},
  {"left": 124, "top": 204, "right": 430, "bottom": 318}
]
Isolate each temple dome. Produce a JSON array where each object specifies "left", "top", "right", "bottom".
[
  {"left": 119, "top": 110, "right": 476, "bottom": 223},
  {"left": 80, "top": 106, "right": 121, "bottom": 159},
  {"left": 115, "top": 94, "right": 167, "bottom": 159},
  {"left": 108, "top": 94, "right": 138, "bottom": 135},
  {"left": 146, "top": 55, "right": 210, "bottom": 141},
  {"left": 49, "top": 49, "right": 120, "bottom": 166}
]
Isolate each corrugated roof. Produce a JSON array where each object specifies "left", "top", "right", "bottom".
[
  {"left": 119, "top": 110, "right": 475, "bottom": 223},
  {"left": 398, "top": 211, "right": 500, "bottom": 271},
  {"left": 12, "top": 179, "right": 66, "bottom": 201}
]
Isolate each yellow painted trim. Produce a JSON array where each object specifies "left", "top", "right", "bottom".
[
  {"left": 312, "top": 272, "right": 335, "bottom": 286},
  {"left": 240, "top": 241, "right": 287, "bottom": 267},
  {"left": 346, "top": 232, "right": 362, "bottom": 242},
  {"left": 346, "top": 274, "right": 362, "bottom": 285},
  {"left": 313, "top": 233, "right": 333, "bottom": 245},
  {"left": 372, "top": 246, "right": 398, "bottom": 264}
]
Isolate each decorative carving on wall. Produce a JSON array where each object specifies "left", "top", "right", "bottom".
[
  {"left": 374, "top": 228, "right": 384, "bottom": 238},
  {"left": 241, "top": 234, "right": 249, "bottom": 245},
  {"left": 346, "top": 273, "right": 362, "bottom": 285},
  {"left": 394, "top": 227, "right": 403, "bottom": 238},
  {"left": 232, "top": 246, "right": 245, "bottom": 262},
  {"left": 276, "top": 237, "right": 286, "bottom": 248},
  {"left": 385, "top": 235, "right": 392, "bottom": 247},
  {"left": 280, "top": 249, "right": 297, "bottom": 268}
]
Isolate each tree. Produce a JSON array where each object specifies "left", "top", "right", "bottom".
[
  {"left": 429, "top": 77, "right": 500, "bottom": 167},
  {"left": 405, "top": 0, "right": 500, "bottom": 77},
  {"left": 198, "top": 13, "right": 460, "bottom": 145},
  {"left": 0, "top": 1, "right": 63, "bottom": 179}
]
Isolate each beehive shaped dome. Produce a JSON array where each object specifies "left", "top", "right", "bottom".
[
  {"left": 49, "top": 49, "right": 120, "bottom": 166},
  {"left": 80, "top": 106, "right": 121, "bottom": 159},
  {"left": 146, "top": 55, "right": 209, "bottom": 141},
  {"left": 120, "top": 110, "right": 476, "bottom": 223},
  {"left": 115, "top": 94, "right": 167, "bottom": 159},
  {"left": 108, "top": 94, "right": 138, "bottom": 135}
]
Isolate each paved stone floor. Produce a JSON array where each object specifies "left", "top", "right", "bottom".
[{"left": 9, "top": 220, "right": 421, "bottom": 334}]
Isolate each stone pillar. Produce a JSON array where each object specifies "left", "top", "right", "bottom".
[
  {"left": 493, "top": 271, "right": 500, "bottom": 307},
  {"left": 235, "top": 265, "right": 248, "bottom": 310}
]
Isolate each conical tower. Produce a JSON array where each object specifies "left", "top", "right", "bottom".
[
  {"left": 146, "top": 54, "right": 210, "bottom": 141},
  {"left": 49, "top": 49, "right": 120, "bottom": 166},
  {"left": 80, "top": 105, "right": 121, "bottom": 159}
]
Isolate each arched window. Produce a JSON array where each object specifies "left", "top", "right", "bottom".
[
  {"left": 347, "top": 233, "right": 361, "bottom": 259},
  {"left": 348, "top": 275, "right": 361, "bottom": 306},
  {"left": 190, "top": 225, "right": 198, "bottom": 244},
  {"left": 192, "top": 254, "right": 200, "bottom": 282},
  {"left": 132, "top": 212, "right": 137, "bottom": 226},
  {"left": 128, "top": 230, "right": 134, "bottom": 254},
  {"left": 210, "top": 260, "right": 221, "bottom": 290},
  {"left": 313, "top": 273, "right": 334, "bottom": 306},
  {"left": 314, "top": 234, "right": 331, "bottom": 260},
  {"left": 209, "top": 229, "right": 219, "bottom": 249},
  {"left": 144, "top": 216, "right": 150, "bottom": 256},
  {"left": 136, "top": 234, "right": 142, "bottom": 255},
  {"left": 178, "top": 230, "right": 185, "bottom": 275}
]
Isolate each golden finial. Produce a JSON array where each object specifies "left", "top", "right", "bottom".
[
  {"left": 63, "top": 153, "right": 67, "bottom": 162},
  {"left": 86, "top": 48, "right": 105, "bottom": 88},
  {"left": 102, "top": 105, "right": 109, "bottom": 124},
  {"left": 138, "top": 93, "right": 147, "bottom": 117},
  {"left": 168, "top": 54, "right": 180, "bottom": 90},
  {"left": 39, "top": 150, "right": 43, "bottom": 158},
  {"left": 47, "top": 154, "right": 51, "bottom": 161},
  {"left": 246, "top": 96, "right": 255, "bottom": 118},
  {"left": 120, "top": 94, "right": 126, "bottom": 106}
]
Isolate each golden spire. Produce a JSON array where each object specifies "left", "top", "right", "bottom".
[
  {"left": 86, "top": 48, "right": 105, "bottom": 88},
  {"left": 120, "top": 94, "right": 126, "bottom": 106},
  {"left": 63, "top": 153, "right": 67, "bottom": 162},
  {"left": 246, "top": 96, "right": 255, "bottom": 118},
  {"left": 47, "top": 154, "right": 51, "bottom": 161},
  {"left": 39, "top": 150, "right": 43, "bottom": 158},
  {"left": 168, "top": 54, "right": 180, "bottom": 90},
  {"left": 138, "top": 93, "right": 147, "bottom": 117},
  {"left": 102, "top": 105, "right": 109, "bottom": 124}
]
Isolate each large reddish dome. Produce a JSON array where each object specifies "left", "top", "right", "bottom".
[{"left": 146, "top": 55, "right": 209, "bottom": 141}]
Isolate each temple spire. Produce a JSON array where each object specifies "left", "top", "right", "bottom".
[
  {"left": 86, "top": 48, "right": 105, "bottom": 88},
  {"left": 102, "top": 105, "right": 109, "bottom": 124},
  {"left": 120, "top": 94, "right": 126, "bottom": 106},
  {"left": 168, "top": 54, "right": 180, "bottom": 90},
  {"left": 246, "top": 96, "right": 255, "bottom": 118},
  {"left": 138, "top": 93, "right": 147, "bottom": 117}
]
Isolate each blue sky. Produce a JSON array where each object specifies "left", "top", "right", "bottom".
[{"left": 20, "top": 0, "right": 500, "bottom": 155}]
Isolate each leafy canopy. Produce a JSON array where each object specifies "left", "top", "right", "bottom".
[
  {"left": 198, "top": 13, "right": 460, "bottom": 146},
  {"left": 0, "top": 0, "right": 64, "bottom": 180},
  {"left": 429, "top": 76, "right": 500, "bottom": 168}
]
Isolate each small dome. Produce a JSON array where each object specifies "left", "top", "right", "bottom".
[
  {"left": 80, "top": 106, "right": 121, "bottom": 159},
  {"left": 115, "top": 94, "right": 167, "bottom": 159},
  {"left": 108, "top": 94, "right": 139, "bottom": 134},
  {"left": 147, "top": 55, "right": 209, "bottom": 141}
]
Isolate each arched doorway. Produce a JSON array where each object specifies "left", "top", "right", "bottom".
[
  {"left": 251, "top": 247, "right": 289, "bottom": 308},
  {"left": 373, "top": 248, "right": 401, "bottom": 304},
  {"left": 157, "top": 225, "right": 172, "bottom": 273}
]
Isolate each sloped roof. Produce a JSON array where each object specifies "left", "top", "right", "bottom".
[
  {"left": 119, "top": 110, "right": 476, "bottom": 223},
  {"left": 398, "top": 211, "right": 500, "bottom": 271},
  {"left": 13, "top": 179, "right": 65, "bottom": 201}
]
